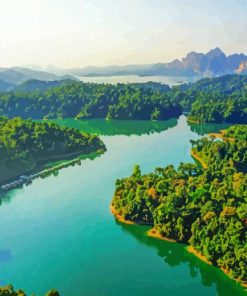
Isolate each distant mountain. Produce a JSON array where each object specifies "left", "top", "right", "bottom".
[
  {"left": 2, "top": 48, "right": 247, "bottom": 82},
  {"left": 0, "top": 67, "right": 77, "bottom": 86},
  {"left": 67, "top": 48, "right": 247, "bottom": 78},
  {"left": 14, "top": 79, "right": 76, "bottom": 93},
  {"left": 236, "top": 61, "right": 247, "bottom": 74},
  {"left": 69, "top": 64, "right": 154, "bottom": 77},
  {"left": 0, "top": 80, "right": 15, "bottom": 92}
]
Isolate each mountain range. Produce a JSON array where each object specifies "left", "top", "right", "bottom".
[
  {"left": 66, "top": 48, "right": 247, "bottom": 77},
  {"left": 0, "top": 48, "right": 246, "bottom": 91},
  {"left": 0, "top": 67, "right": 76, "bottom": 91}
]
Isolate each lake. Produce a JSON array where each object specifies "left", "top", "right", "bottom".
[
  {"left": 0, "top": 116, "right": 245, "bottom": 296},
  {"left": 77, "top": 75, "right": 199, "bottom": 86}
]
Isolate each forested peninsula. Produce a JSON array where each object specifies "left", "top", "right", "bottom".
[
  {"left": 111, "top": 125, "right": 247, "bottom": 286},
  {"left": 0, "top": 116, "right": 106, "bottom": 184},
  {"left": 0, "top": 74, "right": 247, "bottom": 123}
]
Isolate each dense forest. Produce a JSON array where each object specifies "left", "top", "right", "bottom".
[
  {"left": 159, "top": 74, "right": 247, "bottom": 124},
  {"left": 0, "top": 81, "right": 181, "bottom": 121},
  {"left": 14, "top": 79, "right": 75, "bottom": 93},
  {"left": 187, "top": 94, "right": 247, "bottom": 123},
  {"left": 0, "top": 116, "right": 105, "bottom": 183},
  {"left": 0, "top": 285, "right": 59, "bottom": 296},
  {"left": 0, "top": 75, "right": 247, "bottom": 123},
  {"left": 111, "top": 125, "right": 247, "bottom": 285},
  {"left": 224, "top": 125, "right": 247, "bottom": 140},
  {"left": 182, "top": 75, "right": 247, "bottom": 123}
]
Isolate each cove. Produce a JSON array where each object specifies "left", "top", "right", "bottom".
[{"left": 0, "top": 116, "right": 245, "bottom": 296}]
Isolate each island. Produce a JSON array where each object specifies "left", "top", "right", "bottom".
[
  {"left": 111, "top": 124, "right": 247, "bottom": 287},
  {"left": 0, "top": 116, "right": 106, "bottom": 186}
]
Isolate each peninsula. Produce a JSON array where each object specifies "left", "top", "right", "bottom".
[
  {"left": 0, "top": 116, "right": 106, "bottom": 185},
  {"left": 111, "top": 125, "right": 247, "bottom": 287}
]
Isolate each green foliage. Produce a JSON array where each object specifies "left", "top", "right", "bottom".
[
  {"left": 0, "top": 81, "right": 181, "bottom": 121},
  {"left": 224, "top": 125, "right": 247, "bottom": 140},
  {"left": 182, "top": 75, "right": 247, "bottom": 123},
  {"left": 14, "top": 79, "right": 74, "bottom": 93},
  {"left": 1, "top": 75, "right": 247, "bottom": 123},
  {"left": 0, "top": 285, "right": 24, "bottom": 296},
  {"left": 0, "top": 285, "right": 60, "bottom": 296},
  {"left": 0, "top": 116, "right": 105, "bottom": 183},
  {"left": 112, "top": 125, "right": 247, "bottom": 283},
  {"left": 45, "top": 290, "right": 60, "bottom": 296}
]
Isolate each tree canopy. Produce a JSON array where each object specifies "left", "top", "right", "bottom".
[
  {"left": 1, "top": 75, "right": 247, "bottom": 123},
  {"left": 111, "top": 124, "right": 247, "bottom": 285},
  {"left": 0, "top": 285, "right": 60, "bottom": 296},
  {"left": 0, "top": 81, "right": 181, "bottom": 121},
  {"left": 0, "top": 116, "right": 105, "bottom": 183}
]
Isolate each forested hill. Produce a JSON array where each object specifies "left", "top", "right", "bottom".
[
  {"left": 177, "top": 74, "right": 247, "bottom": 93},
  {"left": 174, "top": 75, "right": 247, "bottom": 123},
  {"left": 14, "top": 79, "right": 75, "bottom": 93},
  {"left": 0, "top": 81, "right": 181, "bottom": 121},
  {"left": 111, "top": 124, "right": 247, "bottom": 286},
  {"left": 0, "top": 75, "right": 247, "bottom": 123},
  {"left": 0, "top": 117, "right": 106, "bottom": 184}
]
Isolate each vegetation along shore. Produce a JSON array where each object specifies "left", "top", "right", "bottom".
[
  {"left": 1, "top": 74, "right": 247, "bottom": 124},
  {"left": 0, "top": 116, "right": 106, "bottom": 186},
  {"left": 111, "top": 124, "right": 247, "bottom": 288}
]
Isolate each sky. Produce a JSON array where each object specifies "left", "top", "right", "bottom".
[{"left": 0, "top": 0, "right": 247, "bottom": 68}]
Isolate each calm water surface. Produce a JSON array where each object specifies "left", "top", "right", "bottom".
[
  {"left": 0, "top": 116, "right": 244, "bottom": 296},
  {"left": 77, "top": 75, "right": 199, "bottom": 86}
]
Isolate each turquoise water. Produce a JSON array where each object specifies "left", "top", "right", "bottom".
[{"left": 0, "top": 116, "right": 245, "bottom": 296}]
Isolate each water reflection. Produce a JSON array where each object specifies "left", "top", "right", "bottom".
[
  {"left": 117, "top": 222, "right": 246, "bottom": 296},
  {"left": 45, "top": 116, "right": 234, "bottom": 138},
  {"left": 47, "top": 118, "right": 178, "bottom": 136},
  {"left": 0, "top": 190, "right": 18, "bottom": 205},
  {"left": 0, "top": 151, "right": 103, "bottom": 200},
  {"left": 188, "top": 121, "right": 231, "bottom": 136}
]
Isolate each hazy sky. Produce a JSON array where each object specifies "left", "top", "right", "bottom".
[{"left": 0, "top": 0, "right": 247, "bottom": 68}]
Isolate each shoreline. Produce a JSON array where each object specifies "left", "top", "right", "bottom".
[
  {"left": 0, "top": 149, "right": 105, "bottom": 190},
  {"left": 187, "top": 246, "right": 212, "bottom": 265},
  {"left": 147, "top": 228, "right": 176, "bottom": 243},
  {"left": 187, "top": 246, "right": 247, "bottom": 289},
  {"left": 110, "top": 127, "right": 246, "bottom": 290},
  {"left": 110, "top": 204, "right": 134, "bottom": 225},
  {"left": 187, "top": 117, "right": 202, "bottom": 124},
  {"left": 110, "top": 204, "right": 247, "bottom": 289},
  {"left": 208, "top": 132, "right": 224, "bottom": 139},
  {"left": 110, "top": 205, "right": 175, "bottom": 242},
  {"left": 208, "top": 131, "right": 234, "bottom": 142}
]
